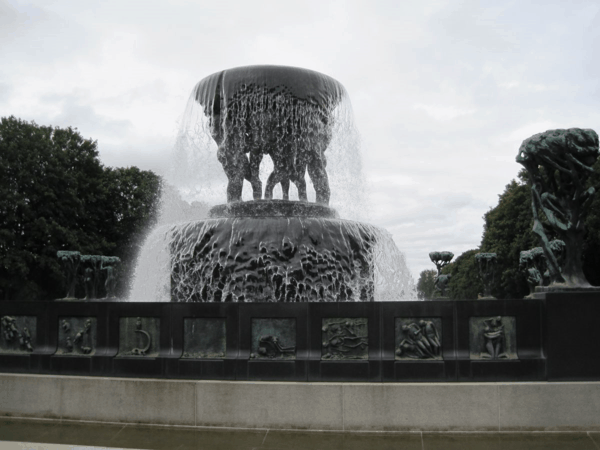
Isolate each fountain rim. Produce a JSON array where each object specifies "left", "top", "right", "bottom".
[
  {"left": 198, "top": 63, "right": 344, "bottom": 79},
  {"left": 193, "top": 64, "right": 348, "bottom": 111},
  {"left": 209, "top": 199, "right": 339, "bottom": 219}
]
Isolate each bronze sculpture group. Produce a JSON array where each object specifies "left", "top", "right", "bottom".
[
  {"left": 56, "top": 251, "right": 120, "bottom": 300},
  {"left": 429, "top": 251, "right": 454, "bottom": 298},
  {"left": 194, "top": 65, "right": 345, "bottom": 205},
  {"left": 517, "top": 128, "right": 599, "bottom": 290},
  {"left": 396, "top": 319, "right": 441, "bottom": 360}
]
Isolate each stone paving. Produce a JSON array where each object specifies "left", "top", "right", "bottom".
[{"left": 2, "top": 418, "right": 600, "bottom": 450}]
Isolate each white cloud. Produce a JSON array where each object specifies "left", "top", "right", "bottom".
[
  {"left": 413, "top": 103, "right": 477, "bottom": 121},
  {"left": 503, "top": 121, "right": 563, "bottom": 145},
  {"left": 0, "top": 83, "right": 10, "bottom": 103},
  {"left": 1, "top": 0, "right": 600, "bottom": 281}
]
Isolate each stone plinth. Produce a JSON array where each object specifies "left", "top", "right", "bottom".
[{"left": 3, "top": 374, "right": 600, "bottom": 431}]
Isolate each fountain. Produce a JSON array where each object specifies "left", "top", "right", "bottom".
[
  {"left": 5, "top": 68, "right": 600, "bottom": 434},
  {"left": 130, "top": 65, "right": 415, "bottom": 303}
]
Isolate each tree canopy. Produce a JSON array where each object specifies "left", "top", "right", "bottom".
[
  {"left": 445, "top": 249, "right": 482, "bottom": 300},
  {"left": 478, "top": 171, "right": 539, "bottom": 299},
  {"left": 0, "top": 116, "right": 161, "bottom": 300},
  {"left": 416, "top": 269, "right": 436, "bottom": 300}
]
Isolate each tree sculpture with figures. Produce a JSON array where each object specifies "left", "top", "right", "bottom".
[
  {"left": 517, "top": 128, "right": 599, "bottom": 289},
  {"left": 429, "top": 251, "right": 454, "bottom": 298}
]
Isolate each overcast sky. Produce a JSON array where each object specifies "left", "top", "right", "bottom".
[{"left": 2, "top": 0, "right": 600, "bottom": 281}]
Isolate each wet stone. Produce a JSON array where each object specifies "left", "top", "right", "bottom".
[{"left": 169, "top": 213, "right": 379, "bottom": 303}]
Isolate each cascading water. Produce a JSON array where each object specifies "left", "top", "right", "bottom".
[
  {"left": 129, "top": 65, "right": 417, "bottom": 302},
  {"left": 170, "top": 65, "right": 365, "bottom": 217}
]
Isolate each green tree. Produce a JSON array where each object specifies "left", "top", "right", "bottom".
[
  {"left": 0, "top": 116, "right": 161, "bottom": 300},
  {"left": 416, "top": 269, "right": 436, "bottom": 300},
  {"left": 99, "top": 167, "right": 162, "bottom": 296},
  {"left": 446, "top": 249, "right": 482, "bottom": 300},
  {"left": 479, "top": 171, "right": 539, "bottom": 299}
]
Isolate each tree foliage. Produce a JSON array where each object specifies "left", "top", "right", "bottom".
[
  {"left": 0, "top": 116, "right": 161, "bottom": 300},
  {"left": 98, "top": 166, "right": 162, "bottom": 297},
  {"left": 416, "top": 269, "right": 436, "bottom": 300},
  {"left": 479, "top": 171, "right": 539, "bottom": 299},
  {"left": 445, "top": 249, "right": 482, "bottom": 300}
]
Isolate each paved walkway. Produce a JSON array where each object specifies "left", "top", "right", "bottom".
[{"left": 2, "top": 418, "right": 600, "bottom": 450}]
